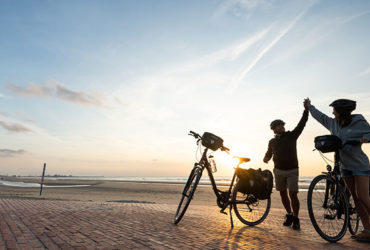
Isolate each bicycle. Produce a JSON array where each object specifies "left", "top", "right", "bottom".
[
  {"left": 307, "top": 135, "right": 360, "bottom": 242},
  {"left": 174, "top": 131, "right": 271, "bottom": 227}
]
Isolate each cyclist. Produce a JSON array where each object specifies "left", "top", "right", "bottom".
[
  {"left": 263, "top": 105, "right": 309, "bottom": 230},
  {"left": 304, "top": 98, "right": 370, "bottom": 242}
]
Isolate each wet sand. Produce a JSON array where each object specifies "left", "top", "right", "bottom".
[{"left": 0, "top": 177, "right": 309, "bottom": 210}]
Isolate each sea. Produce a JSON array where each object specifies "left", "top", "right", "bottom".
[{"left": 0, "top": 176, "right": 314, "bottom": 191}]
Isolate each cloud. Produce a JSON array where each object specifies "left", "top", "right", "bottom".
[
  {"left": 114, "top": 96, "right": 126, "bottom": 106},
  {"left": 0, "top": 120, "right": 32, "bottom": 133},
  {"left": 214, "top": 0, "right": 274, "bottom": 18},
  {"left": 354, "top": 66, "right": 370, "bottom": 79},
  {"left": 164, "top": 27, "right": 271, "bottom": 76},
  {"left": 5, "top": 82, "right": 52, "bottom": 97},
  {"left": 53, "top": 82, "right": 104, "bottom": 106},
  {"left": 0, "top": 149, "right": 25, "bottom": 157},
  {"left": 5, "top": 81, "right": 104, "bottom": 107},
  {"left": 228, "top": 4, "right": 315, "bottom": 92}
]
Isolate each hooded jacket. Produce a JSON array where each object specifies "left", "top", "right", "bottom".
[{"left": 308, "top": 104, "right": 370, "bottom": 171}]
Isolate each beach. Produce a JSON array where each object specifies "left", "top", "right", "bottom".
[
  {"left": 0, "top": 177, "right": 367, "bottom": 249},
  {"left": 0, "top": 176, "right": 309, "bottom": 210}
]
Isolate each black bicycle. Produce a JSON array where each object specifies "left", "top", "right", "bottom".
[
  {"left": 174, "top": 131, "right": 271, "bottom": 227},
  {"left": 307, "top": 135, "right": 360, "bottom": 242}
]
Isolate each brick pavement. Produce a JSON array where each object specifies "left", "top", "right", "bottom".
[{"left": 0, "top": 198, "right": 367, "bottom": 249}]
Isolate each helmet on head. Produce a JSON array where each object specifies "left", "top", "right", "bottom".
[
  {"left": 329, "top": 99, "right": 356, "bottom": 112},
  {"left": 270, "top": 119, "right": 285, "bottom": 130}
]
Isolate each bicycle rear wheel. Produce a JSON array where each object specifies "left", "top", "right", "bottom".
[
  {"left": 307, "top": 174, "right": 349, "bottom": 242},
  {"left": 348, "top": 194, "right": 360, "bottom": 235},
  {"left": 174, "top": 166, "right": 202, "bottom": 224},
  {"left": 232, "top": 184, "right": 271, "bottom": 226}
]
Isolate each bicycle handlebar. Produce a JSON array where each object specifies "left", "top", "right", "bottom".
[
  {"left": 188, "top": 130, "right": 229, "bottom": 153},
  {"left": 220, "top": 146, "right": 230, "bottom": 153}
]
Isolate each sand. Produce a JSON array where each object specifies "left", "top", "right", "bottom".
[{"left": 0, "top": 176, "right": 309, "bottom": 211}]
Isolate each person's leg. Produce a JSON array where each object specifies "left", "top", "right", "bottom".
[
  {"left": 274, "top": 168, "right": 293, "bottom": 226},
  {"left": 354, "top": 175, "right": 370, "bottom": 229},
  {"left": 280, "top": 189, "right": 292, "bottom": 214},
  {"left": 289, "top": 191, "right": 300, "bottom": 217},
  {"left": 274, "top": 168, "right": 291, "bottom": 213},
  {"left": 287, "top": 168, "right": 300, "bottom": 229},
  {"left": 343, "top": 175, "right": 370, "bottom": 241},
  {"left": 286, "top": 168, "right": 299, "bottom": 216}
]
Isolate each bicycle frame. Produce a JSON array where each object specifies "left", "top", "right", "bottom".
[
  {"left": 191, "top": 145, "right": 242, "bottom": 227},
  {"left": 320, "top": 152, "right": 347, "bottom": 217},
  {"left": 194, "top": 147, "right": 238, "bottom": 208}
]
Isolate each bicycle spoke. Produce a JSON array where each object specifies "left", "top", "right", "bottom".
[{"left": 307, "top": 175, "right": 348, "bottom": 242}]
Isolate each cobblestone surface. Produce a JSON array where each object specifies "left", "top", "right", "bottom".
[{"left": 0, "top": 198, "right": 367, "bottom": 249}]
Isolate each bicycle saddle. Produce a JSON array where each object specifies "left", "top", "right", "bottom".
[{"left": 233, "top": 156, "right": 251, "bottom": 163}]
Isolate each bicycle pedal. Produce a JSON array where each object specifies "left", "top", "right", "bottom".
[{"left": 220, "top": 211, "right": 227, "bottom": 215}]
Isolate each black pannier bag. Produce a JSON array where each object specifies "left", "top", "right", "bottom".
[
  {"left": 314, "top": 135, "right": 342, "bottom": 153},
  {"left": 235, "top": 168, "right": 273, "bottom": 200},
  {"left": 201, "top": 132, "right": 223, "bottom": 151}
]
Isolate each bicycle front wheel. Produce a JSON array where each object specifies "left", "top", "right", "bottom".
[
  {"left": 174, "top": 166, "right": 202, "bottom": 224},
  {"left": 307, "top": 175, "right": 349, "bottom": 242},
  {"left": 348, "top": 194, "right": 360, "bottom": 235},
  {"left": 232, "top": 184, "right": 271, "bottom": 226}
]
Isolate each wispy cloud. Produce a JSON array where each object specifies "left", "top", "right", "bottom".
[
  {"left": 354, "top": 66, "right": 370, "bottom": 79},
  {"left": 165, "top": 27, "right": 271, "bottom": 75},
  {"left": 0, "top": 149, "right": 25, "bottom": 157},
  {"left": 5, "top": 81, "right": 104, "bottom": 107},
  {"left": 214, "top": 0, "right": 274, "bottom": 18},
  {"left": 0, "top": 120, "right": 32, "bottom": 133},
  {"left": 53, "top": 82, "right": 104, "bottom": 106},
  {"left": 228, "top": 6, "right": 314, "bottom": 92},
  {"left": 340, "top": 9, "right": 370, "bottom": 24},
  {"left": 5, "top": 82, "right": 53, "bottom": 97}
]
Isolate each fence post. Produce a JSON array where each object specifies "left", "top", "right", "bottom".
[{"left": 40, "top": 163, "right": 46, "bottom": 196}]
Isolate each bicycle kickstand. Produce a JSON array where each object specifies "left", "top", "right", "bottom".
[{"left": 229, "top": 203, "right": 234, "bottom": 228}]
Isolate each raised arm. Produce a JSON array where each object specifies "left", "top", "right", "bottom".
[
  {"left": 291, "top": 110, "right": 309, "bottom": 138},
  {"left": 304, "top": 98, "right": 335, "bottom": 131}
]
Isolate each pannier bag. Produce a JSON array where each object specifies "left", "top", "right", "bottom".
[
  {"left": 314, "top": 135, "right": 342, "bottom": 153},
  {"left": 235, "top": 168, "right": 273, "bottom": 200},
  {"left": 201, "top": 132, "right": 224, "bottom": 151}
]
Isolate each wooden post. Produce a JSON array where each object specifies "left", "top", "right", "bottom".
[{"left": 40, "top": 163, "right": 46, "bottom": 196}]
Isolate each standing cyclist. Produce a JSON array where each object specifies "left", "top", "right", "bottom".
[
  {"left": 304, "top": 98, "right": 370, "bottom": 242},
  {"left": 263, "top": 104, "right": 309, "bottom": 230}
]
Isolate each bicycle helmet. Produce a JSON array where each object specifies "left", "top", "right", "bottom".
[
  {"left": 329, "top": 99, "right": 356, "bottom": 112},
  {"left": 270, "top": 119, "right": 285, "bottom": 129}
]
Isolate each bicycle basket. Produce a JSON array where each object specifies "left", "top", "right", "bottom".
[
  {"left": 314, "top": 135, "right": 342, "bottom": 153},
  {"left": 201, "top": 132, "right": 223, "bottom": 151}
]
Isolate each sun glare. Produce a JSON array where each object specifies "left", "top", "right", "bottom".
[{"left": 213, "top": 145, "right": 253, "bottom": 170}]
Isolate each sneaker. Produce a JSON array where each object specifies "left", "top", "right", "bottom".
[
  {"left": 355, "top": 230, "right": 370, "bottom": 242},
  {"left": 292, "top": 216, "right": 300, "bottom": 230},
  {"left": 283, "top": 213, "right": 294, "bottom": 227}
]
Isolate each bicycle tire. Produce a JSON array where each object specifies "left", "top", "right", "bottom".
[
  {"left": 232, "top": 183, "right": 271, "bottom": 226},
  {"left": 307, "top": 174, "right": 349, "bottom": 242},
  {"left": 174, "top": 167, "right": 202, "bottom": 224},
  {"left": 348, "top": 194, "right": 360, "bottom": 235}
]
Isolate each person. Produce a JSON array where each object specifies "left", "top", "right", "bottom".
[
  {"left": 263, "top": 106, "right": 309, "bottom": 230},
  {"left": 304, "top": 98, "right": 370, "bottom": 242}
]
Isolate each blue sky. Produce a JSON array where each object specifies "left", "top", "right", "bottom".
[{"left": 1, "top": 0, "right": 370, "bottom": 177}]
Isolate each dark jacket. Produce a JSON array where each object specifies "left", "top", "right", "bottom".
[{"left": 264, "top": 110, "right": 309, "bottom": 170}]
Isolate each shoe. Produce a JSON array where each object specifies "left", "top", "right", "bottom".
[
  {"left": 292, "top": 216, "right": 300, "bottom": 230},
  {"left": 283, "top": 213, "right": 294, "bottom": 227},
  {"left": 355, "top": 230, "right": 370, "bottom": 242}
]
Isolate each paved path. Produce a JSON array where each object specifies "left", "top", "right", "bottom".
[{"left": 0, "top": 198, "right": 367, "bottom": 249}]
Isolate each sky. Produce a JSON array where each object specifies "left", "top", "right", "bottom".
[{"left": 1, "top": 0, "right": 370, "bottom": 177}]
